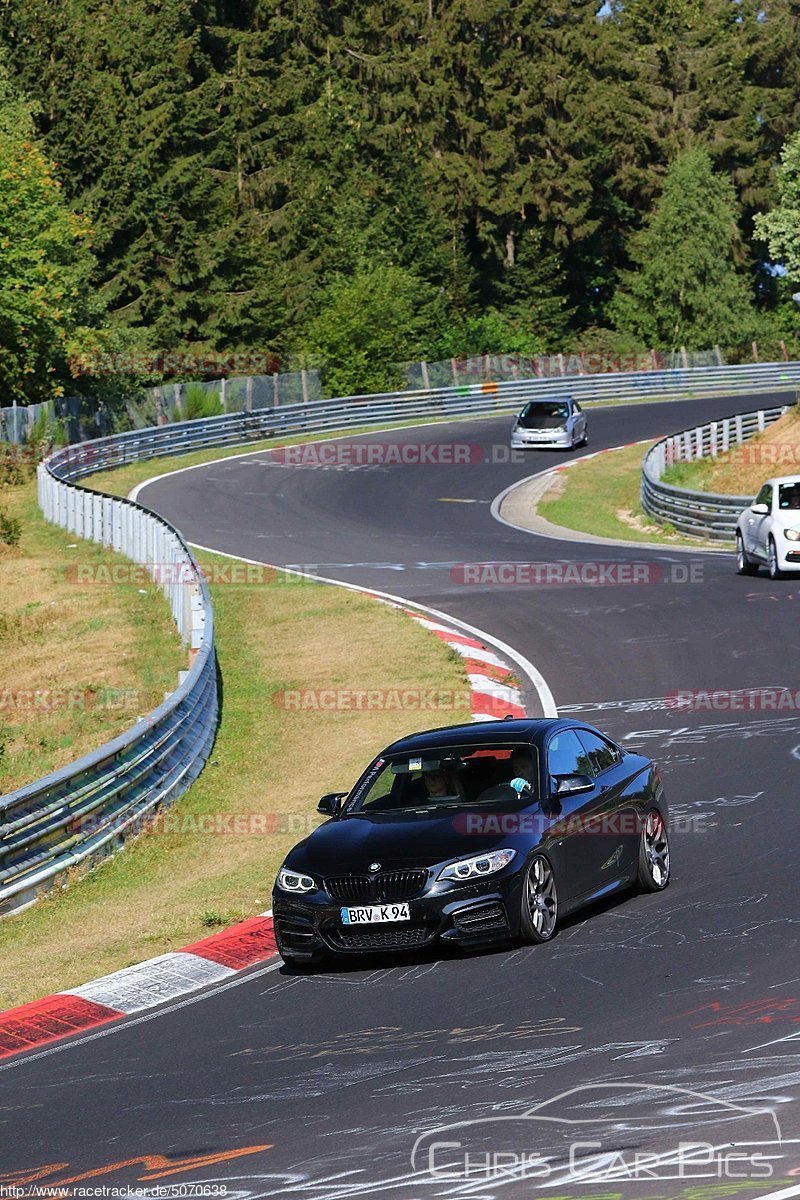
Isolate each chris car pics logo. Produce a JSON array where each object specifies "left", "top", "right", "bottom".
[{"left": 410, "top": 1083, "right": 786, "bottom": 1185}]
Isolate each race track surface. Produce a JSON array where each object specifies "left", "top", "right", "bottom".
[{"left": 3, "top": 393, "right": 799, "bottom": 1199}]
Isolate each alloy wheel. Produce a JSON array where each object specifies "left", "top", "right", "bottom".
[{"left": 525, "top": 855, "right": 558, "bottom": 939}]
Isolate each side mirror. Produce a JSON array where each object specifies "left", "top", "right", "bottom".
[
  {"left": 554, "top": 774, "right": 594, "bottom": 797},
  {"left": 751, "top": 502, "right": 769, "bottom": 515},
  {"left": 317, "top": 791, "right": 347, "bottom": 816}
]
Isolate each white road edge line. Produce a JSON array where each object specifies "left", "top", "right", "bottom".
[
  {"left": 757, "top": 1184, "right": 800, "bottom": 1200},
  {"left": 0, "top": 921, "right": 277, "bottom": 1072},
  {"left": 0, "top": 959, "right": 283, "bottom": 1073},
  {"left": 490, "top": 437, "right": 731, "bottom": 555}
]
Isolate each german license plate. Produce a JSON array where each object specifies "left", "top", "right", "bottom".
[{"left": 340, "top": 903, "right": 411, "bottom": 925}]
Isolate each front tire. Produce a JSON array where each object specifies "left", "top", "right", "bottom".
[
  {"left": 768, "top": 537, "right": 784, "bottom": 581},
  {"left": 520, "top": 854, "right": 559, "bottom": 943},
  {"left": 736, "top": 532, "right": 758, "bottom": 575},
  {"left": 637, "top": 810, "right": 670, "bottom": 892}
]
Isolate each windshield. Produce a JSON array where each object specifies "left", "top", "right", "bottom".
[
  {"left": 778, "top": 483, "right": 800, "bottom": 511},
  {"left": 518, "top": 401, "right": 570, "bottom": 429},
  {"left": 346, "top": 743, "right": 539, "bottom": 814}
]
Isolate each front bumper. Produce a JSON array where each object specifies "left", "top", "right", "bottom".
[
  {"left": 778, "top": 545, "right": 800, "bottom": 569},
  {"left": 272, "top": 878, "right": 521, "bottom": 960},
  {"left": 511, "top": 429, "right": 572, "bottom": 449}
]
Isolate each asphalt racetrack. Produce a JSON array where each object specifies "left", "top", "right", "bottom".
[{"left": 3, "top": 392, "right": 800, "bottom": 1199}]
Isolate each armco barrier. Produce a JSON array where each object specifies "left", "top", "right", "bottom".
[
  {"left": 640, "top": 406, "right": 790, "bottom": 540},
  {"left": 0, "top": 459, "right": 217, "bottom": 915},
  {"left": 20, "top": 360, "right": 800, "bottom": 469},
  {"left": 3, "top": 363, "right": 800, "bottom": 914}
]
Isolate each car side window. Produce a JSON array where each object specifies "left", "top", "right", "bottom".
[
  {"left": 755, "top": 484, "right": 772, "bottom": 509},
  {"left": 573, "top": 401, "right": 582, "bottom": 413},
  {"left": 547, "top": 729, "right": 592, "bottom": 780},
  {"left": 575, "top": 730, "right": 619, "bottom": 775}
]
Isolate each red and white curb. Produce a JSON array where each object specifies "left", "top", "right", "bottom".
[
  {"left": 0, "top": 615, "right": 527, "bottom": 1061},
  {"left": 0, "top": 551, "right": 533, "bottom": 1061},
  {"left": 0, "top": 912, "right": 277, "bottom": 1061},
  {"left": 0, "top": 611, "right": 527, "bottom": 1061},
  {"left": 401, "top": 610, "right": 525, "bottom": 720}
]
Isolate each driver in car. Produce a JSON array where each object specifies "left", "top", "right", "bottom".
[{"left": 475, "top": 750, "right": 536, "bottom": 802}]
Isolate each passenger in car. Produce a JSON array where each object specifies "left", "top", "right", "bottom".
[{"left": 423, "top": 768, "right": 465, "bottom": 801}]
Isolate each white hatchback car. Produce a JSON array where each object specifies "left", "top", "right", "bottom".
[
  {"left": 736, "top": 475, "right": 800, "bottom": 579},
  {"left": 510, "top": 397, "right": 588, "bottom": 450}
]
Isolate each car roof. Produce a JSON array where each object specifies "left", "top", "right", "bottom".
[
  {"left": 761, "top": 475, "right": 800, "bottom": 487},
  {"left": 382, "top": 718, "right": 576, "bottom": 755}
]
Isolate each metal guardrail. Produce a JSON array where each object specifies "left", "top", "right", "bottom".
[
  {"left": 0, "top": 457, "right": 218, "bottom": 915},
  {"left": 48, "top": 361, "right": 800, "bottom": 478},
  {"left": 4, "top": 361, "right": 800, "bottom": 914},
  {"left": 640, "top": 406, "right": 791, "bottom": 540}
]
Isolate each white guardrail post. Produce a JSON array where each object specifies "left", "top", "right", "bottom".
[
  {"left": 640, "top": 404, "right": 792, "bottom": 540},
  {"left": 0, "top": 462, "right": 218, "bottom": 915}
]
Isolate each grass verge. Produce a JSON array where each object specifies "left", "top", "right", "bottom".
[
  {"left": 661, "top": 405, "right": 800, "bottom": 496},
  {"left": 0, "top": 473, "right": 185, "bottom": 795},
  {"left": 0, "top": 543, "right": 469, "bottom": 1009},
  {"left": 537, "top": 444, "right": 721, "bottom": 547}
]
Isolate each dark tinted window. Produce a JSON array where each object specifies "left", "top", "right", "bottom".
[
  {"left": 521, "top": 401, "right": 569, "bottom": 419},
  {"left": 576, "top": 730, "right": 619, "bottom": 775},
  {"left": 778, "top": 483, "right": 800, "bottom": 510},
  {"left": 547, "top": 729, "right": 591, "bottom": 779},
  {"left": 755, "top": 483, "right": 773, "bottom": 509}
]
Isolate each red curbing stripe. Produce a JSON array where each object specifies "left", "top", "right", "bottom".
[
  {"left": 0, "top": 994, "right": 122, "bottom": 1059},
  {"left": 429, "top": 628, "right": 485, "bottom": 651},
  {"left": 181, "top": 915, "right": 277, "bottom": 970},
  {"left": 472, "top": 694, "right": 526, "bottom": 720},
  {"left": 463, "top": 657, "right": 519, "bottom": 684}
]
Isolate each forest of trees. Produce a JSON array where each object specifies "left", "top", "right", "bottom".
[{"left": 2, "top": 0, "right": 800, "bottom": 402}]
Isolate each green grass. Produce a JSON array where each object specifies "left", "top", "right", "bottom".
[
  {"left": 538, "top": 443, "right": 721, "bottom": 547},
  {"left": 661, "top": 458, "right": 718, "bottom": 489},
  {"left": 0, "top": 475, "right": 186, "bottom": 795},
  {"left": 0, "top": 544, "right": 469, "bottom": 1009}
]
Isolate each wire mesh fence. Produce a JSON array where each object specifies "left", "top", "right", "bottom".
[{"left": 0, "top": 346, "right": 730, "bottom": 445}]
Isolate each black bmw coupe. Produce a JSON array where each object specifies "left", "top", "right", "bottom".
[{"left": 272, "top": 718, "right": 670, "bottom": 964}]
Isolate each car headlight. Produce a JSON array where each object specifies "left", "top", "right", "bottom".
[
  {"left": 438, "top": 848, "right": 516, "bottom": 882},
  {"left": 277, "top": 866, "right": 316, "bottom": 893},
  {"left": 784, "top": 528, "right": 800, "bottom": 541}
]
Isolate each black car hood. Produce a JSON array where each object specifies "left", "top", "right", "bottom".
[
  {"left": 291, "top": 807, "right": 532, "bottom": 873},
  {"left": 518, "top": 413, "right": 567, "bottom": 429}
]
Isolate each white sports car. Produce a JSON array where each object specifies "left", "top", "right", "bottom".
[
  {"left": 736, "top": 475, "right": 800, "bottom": 579},
  {"left": 510, "top": 398, "right": 588, "bottom": 450}
]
